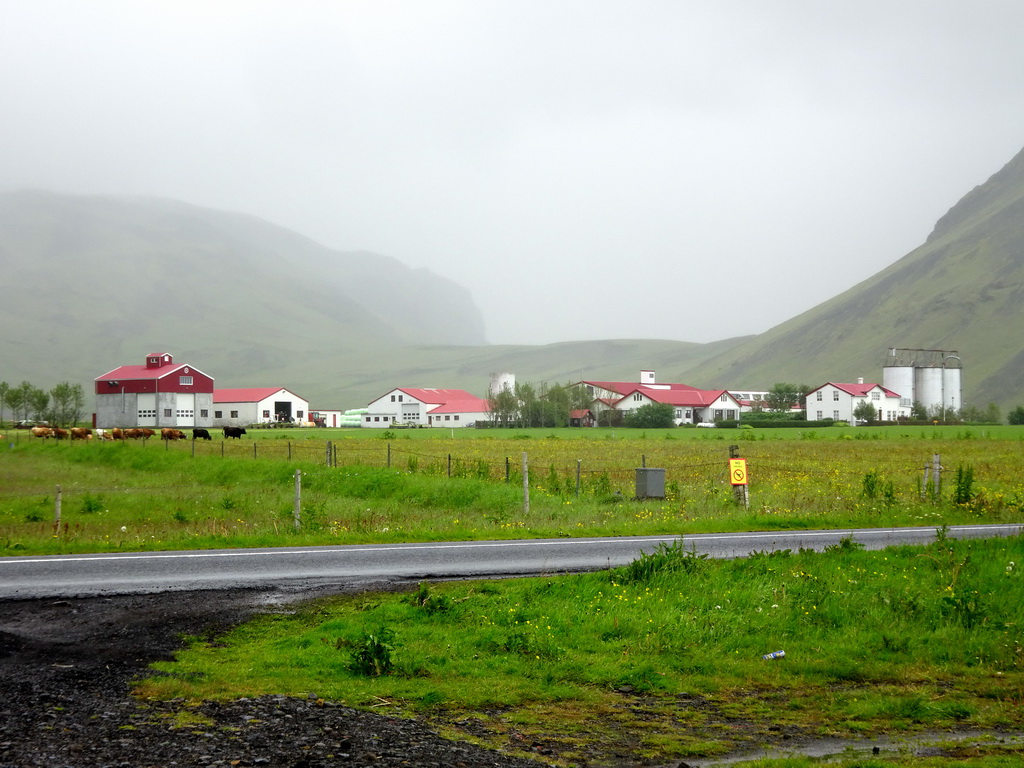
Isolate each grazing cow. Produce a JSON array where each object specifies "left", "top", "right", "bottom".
[
  {"left": 70, "top": 427, "right": 93, "bottom": 440},
  {"left": 140, "top": 428, "right": 155, "bottom": 440},
  {"left": 192, "top": 428, "right": 212, "bottom": 440},
  {"left": 223, "top": 426, "right": 247, "bottom": 439},
  {"left": 161, "top": 428, "right": 187, "bottom": 440},
  {"left": 51, "top": 428, "right": 69, "bottom": 440},
  {"left": 111, "top": 428, "right": 125, "bottom": 440},
  {"left": 31, "top": 427, "right": 54, "bottom": 439},
  {"left": 95, "top": 429, "right": 114, "bottom": 441}
]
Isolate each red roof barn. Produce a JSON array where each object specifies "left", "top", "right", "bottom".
[{"left": 94, "top": 352, "right": 214, "bottom": 429}]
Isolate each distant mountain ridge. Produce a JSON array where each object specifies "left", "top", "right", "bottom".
[
  {"left": 3, "top": 144, "right": 1024, "bottom": 414},
  {"left": 681, "top": 146, "right": 1024, "bottom": 411}
]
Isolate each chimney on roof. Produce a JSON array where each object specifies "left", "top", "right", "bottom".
[
  {"left": 857, "top": 377, "right": 864, "bottom": 384},
  {"left": 641, "top": 370, "right": 655, "bottom": 384}
]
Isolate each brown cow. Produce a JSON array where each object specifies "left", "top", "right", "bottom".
[
  {"left": 110, "top": 428, "right": 125, "bottom": 440},
  {"left": 124, "top": 428, "right": 143, "bottom": 439},
  {"left": 31, "top": 427, "right": 53, "bottom": 439},
  {"left": 139, "top": 428, "right": 155, "bottom": 440},
  {"left": 161, "top": 428, "right": 186, "bottom": 440},
  {"left": 70, "top": 427, "right": 93, "bottom": 440},
  {"left": 51, "top": 428, "right": 69, "bottom": 440}
]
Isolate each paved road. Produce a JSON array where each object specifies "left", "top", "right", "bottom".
[{"left": 1, "top": 524, "right": 1020, "bottom": 599}]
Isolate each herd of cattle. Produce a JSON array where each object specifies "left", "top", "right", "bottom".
[{"left": 29, "top": 426, "right": 248, "bottom": 441}]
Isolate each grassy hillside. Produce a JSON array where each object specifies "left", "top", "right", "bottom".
[
  {"left": 683, "top": 147, "right": 1024, "bottom": 411},
  {"left": 0, "top": 190, "right": 741, "bottom": 408}
]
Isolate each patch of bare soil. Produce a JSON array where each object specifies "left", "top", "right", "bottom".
[{"left": 0, "top": 588, "right": 552, "bottom": 768}]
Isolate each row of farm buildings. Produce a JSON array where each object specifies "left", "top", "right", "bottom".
[{"left": 93, "top": 349, "right": 962, "bottom": 430}]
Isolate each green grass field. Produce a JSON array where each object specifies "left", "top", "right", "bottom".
[
  {"left": 2, "top": 424, "right": 1022, "bottom": 556},
  {"left": 138, "top": 535, "right": 1024, "bottom": 764},
  {"left": 3, "top": 425, "right": 1024, "bottom": 765}
]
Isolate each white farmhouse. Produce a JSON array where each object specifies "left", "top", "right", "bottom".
[
  {"left": 364, "top": 388, "right": 489, "bottom": 428},
  {"left": 213, "top": 387, "right": 310, "bottom": 427},
  {"left": 578, "top": 372, "right": 742, "bottom": 425},
  {"left": 804, "top": 379, "right": 910, "bottom": 424}
]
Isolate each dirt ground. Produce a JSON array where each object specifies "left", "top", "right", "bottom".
[{"left": 0, "top": 587, "right": 560, "bottom": 768}]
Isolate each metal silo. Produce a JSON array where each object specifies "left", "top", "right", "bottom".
[
  {"left": 915, "top": 366, "right": 945, "bottom": 413},
  {"left": 943, "top": 356, "right": 963, "bottom": 412},
  {"left": 489, "top": 372, "right": 515, "bottom": 397},
  {"left": 883, "top": 365, "right": 916, "bottom": 407}
]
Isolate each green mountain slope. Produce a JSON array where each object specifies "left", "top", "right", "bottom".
[
  {"left": 681, "top": 147, "right": 1024, "bottom": 411},
  {"left": 0, "top": 191, "right": 738, "bottom": 409}
]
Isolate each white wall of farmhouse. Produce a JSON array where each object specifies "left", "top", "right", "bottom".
[{"left": 805, "top": 384, "right": 909, "bottom": 423}]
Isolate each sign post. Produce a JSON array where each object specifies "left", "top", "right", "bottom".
[{"left": 728, "top": 446, "right": 749, "bottom": 508}]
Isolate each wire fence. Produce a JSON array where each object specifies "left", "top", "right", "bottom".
[{"left": 4, "top": 431, "right": 981, "bottom": 509}]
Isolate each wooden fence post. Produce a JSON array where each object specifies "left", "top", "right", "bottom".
[
  {"left": 576, "top": 459, "right": 582, "bottom": 497},
  {"left": 54, "top": 484, "right": 61, "bottom": 526},
  {"left": 522, "top": 452, "right": 529, "bottom": 515},
  {"left": 293, "top": 469, "right": 302, "bottom": 531}
]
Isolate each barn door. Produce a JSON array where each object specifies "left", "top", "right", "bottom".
[
  {"left": 176, "top": 394, "right": 195, "bottom": 426},
  {"left": 137, "top": 394, "right": 156, "bottom": 426}
]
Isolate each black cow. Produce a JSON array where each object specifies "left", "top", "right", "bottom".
[
  {"left": 223, "top": 426, "right": 247, "bottom": 439},
  {"left": 192, "top": 428, "right": 212, "bottom": 440}
]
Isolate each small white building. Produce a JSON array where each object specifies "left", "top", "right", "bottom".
[
  {"left": 804, "top": 379, "right": 910, "bottom": 424},
  {"left": 364, "top": 388, "right": 489, "bottom": 428},
  {"left": 212, "top": 387, "right": 310, "bottom": 427}
]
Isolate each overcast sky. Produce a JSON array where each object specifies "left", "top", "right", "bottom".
[{"left": 4, "top": 2, "right": 1024, "bottom": 345}]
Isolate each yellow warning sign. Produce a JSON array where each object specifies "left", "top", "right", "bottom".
[{"left": 729, "top": 458, "right": 748, "bottom": 486}]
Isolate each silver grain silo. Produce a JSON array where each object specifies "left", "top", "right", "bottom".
[
  {"left": 915, "top": 366, "right": 945, "bottom": 413},
  {"left": 883, "top": 364, "right": 916, "bottom": 407},
  {"left": 942, "top": 356, "right": 963, "bottom": 412}
]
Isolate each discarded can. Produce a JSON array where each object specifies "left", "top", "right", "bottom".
[{"left": 761, "top": 650, "right": 785, "bottom": 660}]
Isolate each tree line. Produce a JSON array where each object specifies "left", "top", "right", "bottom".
[{"left": 0, "top": 380, "right": 86, "bottom": 428}]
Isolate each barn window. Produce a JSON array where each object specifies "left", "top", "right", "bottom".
[
  {"left": 391, "top": 395, "right": 396, "bottom": 402},
  {"left": 180, "top": 376, "right": 193, "bottom": 386},
  {"left": 833, "top": 391, "right": 840, "bottom": 401},
  {"left": 230, "top": 410, "right": 239, "bottom": 418},
  {"left": 454, "top": 415, "right": 459, "bottom": 421},
  {"left": 263, "top": 410, "right": 270, "bottom": 418},
  {"left": 164, "top": 409, "right": 172, "bottom": 417},
  {"left": 816, "top": 392, "right": 823, "bottom": 401},
  {"left": 871, "top": 391, "right": 880, "bottom": 400},
  {"left": 833, "top": 410, "right": 840, "bottom": 420},
  {"left": 297, "top": 411, "right": 304, "bottom": 420},
  {"left": 200, "top": 409, "right": 208, "bottom": 417},
  {"left": 215, "top": 411, "right": 222, "bottom": 418}
]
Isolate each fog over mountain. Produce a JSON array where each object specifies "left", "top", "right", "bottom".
[
  {"left": 3, "top": 2, "right": 1024, "bottom": 347},
  {"left": 3, "top": 139, "right": 1024, "bottom": 413}
]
